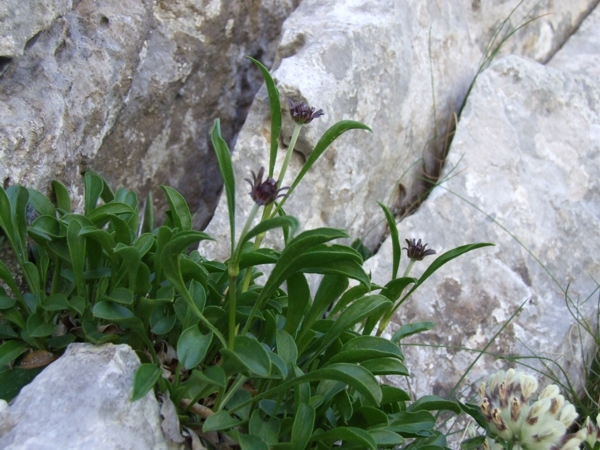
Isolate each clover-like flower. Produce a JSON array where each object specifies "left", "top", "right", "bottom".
[
  {"left": 478, "top": 369, "right": 584, "bottom": 450},
  {"left": 287, "top": 98, "right": 324, "bottom": 124},
  {"left": 403, "top": 238, "right": 436, "bottom": 261},
  {"left": 245, "top": 167, "right": 288, "bottom": 206}
]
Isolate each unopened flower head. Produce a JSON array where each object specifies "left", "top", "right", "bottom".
[
  {"left": 403, "top": 238, "right": 436, "bottom": 261},
  {"left": 478, "top": 369, "right": 580, "bottom": 450},
  {"left": 287, "top": 98, "right": 324, "bottom": 124},
  {"left": 245, "top": 167, "right": 288, "bottom": 206}
]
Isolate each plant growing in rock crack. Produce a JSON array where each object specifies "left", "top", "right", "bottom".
[{"left": 0, "top": 57, "right": 492, "bottom": 449}]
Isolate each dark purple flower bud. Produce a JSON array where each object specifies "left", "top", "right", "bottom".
[
  {"left": 245, "top": 167, "right": 288, "bottom": 206},
  {"left": 287, "top": 98, "right": 324, "bottom": 124},
  {"left": 403, "top": 238, "right": 436, "bottom": 261}
]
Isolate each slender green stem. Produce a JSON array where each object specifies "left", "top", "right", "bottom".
[
  {"left": 240, "top": 204, "right": 273, "bottom": 294},
  {"left": 237, "top": 203, "right": 260, "bottom": 253},
  {"left": 403, "top": 259, "right": 416, "bottom": 278},
  {"left": 227, "top": 203, "right": 260, "bottom": 348},
  {"left": 216, "top": 374, "right": 248, "bottom": 412},
  {"left": 277, "top": 123, "right": 303, "bottom": 187},
  {"left": 376, "top": 258, "right": 417, "bottom": 336},
  {"left": 227, "top": 274, "right": 238, "bottom": 350}
]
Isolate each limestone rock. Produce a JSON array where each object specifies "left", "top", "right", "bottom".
[
  {"left": 0, "top": 0, "right": 298, "bottom": 228},
  {"left": 0, "top": 0, "right": 71, "bottom": 59},
  {"left": 548, "top": 2, "right": 600, "bottom": 78},
  {"left": 200, "top": 0, "right": 597, "bottom": 262},
  {"left": 0, "top": 343, "right": 182, "bottom": 450},
  {"left": 364, "top": 52, "right": 600, "bottom": 398}
]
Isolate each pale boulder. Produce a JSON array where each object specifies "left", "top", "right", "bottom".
[{"left": 364, "top": 50, "right": 600, "bottom": 398}]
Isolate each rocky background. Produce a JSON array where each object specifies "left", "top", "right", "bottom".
[{"left": 2, "top": 0, "right": 600, "bottom": 446}]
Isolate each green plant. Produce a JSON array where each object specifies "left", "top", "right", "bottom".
[{"left": 0, "top": 58, "right": 492, "bottom": 449}]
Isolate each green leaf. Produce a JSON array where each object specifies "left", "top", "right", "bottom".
[
  {"left": 300, "top": 274, "right": 348, "bottom": 341},
  {"left": 291, "top": 404, "right": 315, "bottom": 450},
  {"left": 327, "top": 336, "right": 403, "bottom": 364},
  {"left": 3, "top": 308, "right": 26, "bottom": 329},
  {"left": 27, "top": 313, "right": 55, "bottom": 337},
  {"left": 235, "top": 432, "right": 269, "bottom": 450},
  {"left": 380, "top": 277, "right": 417, "bottom": 303},
  {"left": 0, "top": 365, "right": 44, "bottom": 402},
  {"left": 351, "top": 238, "right": 373, "bottom": 262},
  {"left": 52, "top": 180, "right": 71, "bottom": 213},
  {"left": 0, "top": 288, "right": 17, "bottom": 309},
  {"left": 46, "top": 333, "right": 76, "bottom": 350},
  {"left": 241, "top": 216, "right": 299, "bottom": 249},
  {"left": 245, "top": 228, "right": 351, "bottom": 332},
  {"left": 177, "top": 325, "right": 212, "bottom": 370},
  {"left": 284, "top": 272, "right": 310, "bottom": 336},
  {"left": 79, "top": 227, "right": 117, "bottom": 259},
  {"left": 69, "top": 296, "right": 86, "bottom": 316},
  {"left": 330, "top": 284, "right": 370, "bottom": 317},
  {"left": 281, "top": 120, "right": 372, "bottom": 212},
  {"left": 461, "top": 436, "right": 487, "bottom": 450},
  {"left": 311, "top": 295, "right": 391, "bottom": 363},
  {"left": 150, "top": 311, "right": 177, "bottom": 335},
  {"left": 231, "top": 363, "right": 382, "bottom": 412},
  {"left": 67, "top": 218, "right": 86, "bottom": 298},
  {"left": 203, "top": 410, "right": 241, "bottom": 433},
  {"left": 0, "top": 260, "right": 22, "bottom": 302},
  {"left": 160, "top": 186, "right": 192, "bottom": 232},
  {"left": 0, "top": 340, "right": 28, "bottom": 366},
  {"left": 381, "top": 385, "right": 411, "bottom": 404},
  {"left": 276, "top": 329, "right": 298, "bottom": 366},
  {"left": 0, "top": 187, "right": 16, "bottom": 249},
  {"left": 6, "top": 185, "right": 29, "bottom": 261},
  {"left": 27, "top": 189, "right": 56, "bottom": 217},
  {"left": 134, "top": 233, "right": 154, "bottom": 257},
  {"left": 92, "top": 301, "right": 134, "bottom": 321},
  {"left": 131, "top": 363, "right": 161, "bottom": 401},
  {"left": 221, "top": 335, "right": 271, "bottom": 377},
  {"left": 86, "top": 202, "right": 135, "bottom": 226},
  {"left": 84, "top": 171, "right": 104, "bottom": 215},
  {"left": 378, "top": 202, "right": 401, "bottom": 279},
  {"left": 408, "top": 395, "right": 461, "bottom": 415},
  {"left": 211, "top": 119, "right": 235, "bottom": 251},
  {"left": 391, "top": 321, "right": 436, "bottom": 343},
  {"left": 142, "top": 193, "right": 155, "bottom": 233},
  {"left": 108, "top": 214, "right": 132, "bottom": 245},
  {"left": 361, "top": 358, "right": 409, "bottom": 376},
  {"left": 103, "top": 287, "right": 134, "bottom": 305},
  {"left": 310, "top": 427, "right": 376, "bottom": 450},
  {"left": 348, "top": 406, "right": 388, "bottom": 428},
  {"left": 370, "top": 429, "right": 405, "bottom": 447},
  {"left": 160, "top": 231, "right": 224, "bottom": 346},
  {"left": 248, "top": 57, "right": 281, "bottom": 178},
  {"left": 387, "top": 411, "right": 435, "bottom": 435},
  {"left": 114, "top": 245, "right": 141, "bottom": 291},
  {"left": 238, "top": 248, "right": 280, "bottom": 269},
  {"left": 29, "top": 215, "right": 66, "bottom": 243}
]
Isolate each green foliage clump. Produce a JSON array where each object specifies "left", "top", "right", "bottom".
[{"left": 0, "top": 58, "right": 491, "bottom": 449}]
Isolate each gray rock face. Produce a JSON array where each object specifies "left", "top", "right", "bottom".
[
  {"left": 200, "top": 0, "right": 597, "bottom": 262},
  {"left": 0, "top": 0, "right": 298, "bottom": 228},
  {"left": 364, "top": 48, "right": 600, "bottom": 398},
  {"left": 0, "top": 343, "right": 182, "bottom": 450},
  {"left": 548, "top": 2, "right": 600, "bottom": 77},
  {"left": 0, "top": 0, "right": 71, "bottom": 59}
]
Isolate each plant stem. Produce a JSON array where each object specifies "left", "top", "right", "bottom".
[
  {"left": 216, "top": 374, "right": 248, "bottom": 412},
  {"left": 240, "top": 204, "right": 273, "bottom": 294},
  {"left": 277, "top": 123, "right": 303, "bottom": 187},
  {"left": 376, "top": 259, "right": 417, "bottom": 336},
  {"left": 227, "top": 273, "right": 238, "bottom": 350}
]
